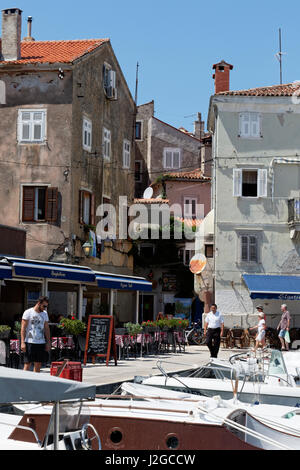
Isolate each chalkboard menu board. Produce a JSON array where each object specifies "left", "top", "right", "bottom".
[{"left": 84, "top": 315, "right": 117, "bottom": 366}]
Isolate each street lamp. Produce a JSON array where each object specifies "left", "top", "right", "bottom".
[{"left": 82, "top": 241, "right": 93, "bottom": 257}]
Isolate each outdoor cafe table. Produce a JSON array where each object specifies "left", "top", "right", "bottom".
[
  {"left": 115, "top": 333, "right": 153, "bottom": 359},
  {"left": 114, "top": 330, "right": 185, "bottom": 358}
]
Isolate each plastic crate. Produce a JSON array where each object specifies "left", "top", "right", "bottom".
[{"left": 50, "top": 361, "right": 82, "bottom": 382}]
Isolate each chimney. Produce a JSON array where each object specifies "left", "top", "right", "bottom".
[
  {"left": 23, "top": 16, "right": 35, "bottom": 42},
  {"left": 194, "top": 112, "right": 204, "bottom": 140},
  {"left": 212, "top": 60, "right": 233, "bottom": 94},
  {"left": 1, "top": 8, "right": 22, "bottom": 61}
]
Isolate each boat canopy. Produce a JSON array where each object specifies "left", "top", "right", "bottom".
[{"left": 0, "top": 367, "right": 96, "bottom": 404}]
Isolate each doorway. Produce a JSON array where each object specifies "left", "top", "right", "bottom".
[{"left": 139, "top": 294, "right": 154, "bottom": 322}]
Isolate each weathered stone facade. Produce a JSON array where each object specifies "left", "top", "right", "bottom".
[{"left": 0, "top": 39, "right": 136, "bottom": 274}]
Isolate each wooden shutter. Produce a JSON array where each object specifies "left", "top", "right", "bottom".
[
  {"left": 250, "top": 113, "right": 260, "bottom": 138},
  {"left": 240, "top": 113, "right": 250, "bottom": 137},
  {"left": 241, "top": 236, "right": 249, "bottom": 261},
  {"left": 22, "top": 186, "right": 35, "bottom": 221},
  {"left": 45, "top": 187, "right": 58, "bottom": 223},
  {"left": 164, "top": 150, "right": 172, "bottom": 168},
  {"left": 173, "top": 151, "right": 180, "bottom": 168},
  {"left": 249, "top": 236, "right": 258, "bottom": 262},
  {"left": 257, "top": 169, "right": 267, "bottom": 197},
  {"left": 233, "top": 169, "right": 242, "bottom": 197}
]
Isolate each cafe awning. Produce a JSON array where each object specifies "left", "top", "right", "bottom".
[
  {"left": 2, "top": 257, "right": 95, "bottom": 283},
  {"left": 242, "top": 274, "right": 300, "bottom": 300},
  {"left": 0, "top": 262, "right": 12, "bottom": 279},
  {"left": 95, "top": 271, "right": 152, "bottom": 292}
]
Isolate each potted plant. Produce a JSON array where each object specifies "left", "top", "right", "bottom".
[
  {"left": 155, "top": 318, "right": 169, "bottom": 331},
  {"left": 0, "top": 325, "right": 11, "bottom": 339},
  {"left": 58, "top": 317, "right": 86, "bottom": 336},
  {"left": 124, "top": 322, "right": 143, "bottom": 336},
  {"left": 141, "top": 320, "right": 157, "bottom": 333}
]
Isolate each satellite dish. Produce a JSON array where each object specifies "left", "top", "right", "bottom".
[
  {"left": 143, "top": 187, "right": 153, "bottom": 199},
  {"left": 189, "top": 253, "right": 207, "bottom": 274}
]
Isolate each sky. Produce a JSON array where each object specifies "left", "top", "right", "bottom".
[{"left": 9, "top": 0, "right": 300, "bottom": 131}]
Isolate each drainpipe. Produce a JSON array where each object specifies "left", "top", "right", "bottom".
[
  {"left": 135, "top": 290, "right": 139, "bottom": 323},
  {"left": 78, "top": 285, "right": 83, "bottom": 321}
]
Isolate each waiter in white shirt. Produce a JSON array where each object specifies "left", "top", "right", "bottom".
[{"left": 203, "top": 303, "right": 224, "bottom": 358}]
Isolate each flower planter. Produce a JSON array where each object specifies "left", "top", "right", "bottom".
[{"left": 142, "top": 326, "right": 157, "bottom": 334}]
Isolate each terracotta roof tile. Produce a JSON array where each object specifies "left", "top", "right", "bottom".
[
  {"left": 217, "top": 82, "right": 300, "bottom": 97},
  {"left": 161, "top": 168, "right": 211, "bottom": 181},
  {"left": 133, "top": 198, "right": 169, "bottom": 204},
  {"left": 175, "top": 216, "right": 203, "bottom": 227},
  {"left": 0, "top": 38, "right": 109, "bottom": 65}
]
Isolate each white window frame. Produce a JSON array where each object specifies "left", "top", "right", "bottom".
[
  {"left": 184, "top": 197, "right": 197, "bottom": 217},
  {"left": 233, "top": 168, "right": 267, "bottom": 198},
  {"left": 123, "top": 139, "right": 131, "bottom": 169},
  {"left": 82, "top": 117, "right": 92, "bottom": 152},
  {"left": 239, "top": 233, "right": 259, "bottom": 263},
  {"left": 103, "top": 127, "right": 111, "bottom": 160},
  {"left": 239, "top": 112, "right": 262, "bottom": 139},
  {"left": 18, "top": 109, "right": 47, "bottom": 143},
  {"left": 163, "top": 148, "right": 181, "bottom": 169}
]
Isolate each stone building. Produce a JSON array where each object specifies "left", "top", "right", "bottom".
[
  {"left": 134, "top": 101, "right": 211, "bottom": 197},
  {"left": 0, "top": 8, "right": 147, "bottom": 324},
  {"left": 207, "top": 60, "right": 300, "bottom": 329}
]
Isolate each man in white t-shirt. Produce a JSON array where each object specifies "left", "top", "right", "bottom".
[
  {"left": 21, "top": 296, "right": 51, "bottom": 373},
  {"left": 203, "top": 304, "right": 224, "bottom": 358}
]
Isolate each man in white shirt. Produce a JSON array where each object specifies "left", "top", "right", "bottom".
[
  {"left": 21, "top": 296, "right": 51, "bottom": 373},
  {"left": 203, "top": 304, "right": 224, "bottom": 358}
]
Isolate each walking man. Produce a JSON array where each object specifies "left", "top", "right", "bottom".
[
  {"left": 203, "top": 303, "right": 224, "bottom": 358},
  {"left": 277, "top": 304, "right": 291, "bottom": 351},
  {"left": 21, "top": 296, "right": 51, "bottom": 373}
]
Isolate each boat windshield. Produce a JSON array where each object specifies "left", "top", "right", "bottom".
[{"left": 267, "top": 350, "right": 288, "bottom": 377}]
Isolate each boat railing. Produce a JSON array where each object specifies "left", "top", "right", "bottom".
[
  {"left": 0, "top": 420, "right": 42, "bottom": 447},
  {"left": 156, "top": 360, "right": 197, "bottom": 392}
]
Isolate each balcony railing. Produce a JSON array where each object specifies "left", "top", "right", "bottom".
[{"left": 288, "top": 198, "right": 300, "bottom": 224}]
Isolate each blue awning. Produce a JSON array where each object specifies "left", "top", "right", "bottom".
[
  {"left": 0, "top": 263, "right": 12, "bottom": 279},
  {"left": 243, "top": 274, "right": 300, "bottom": 300},
  {"left": 3, "top": 257, "right": 95, "bottom": 283},
  {"left": 95, "top": 272, "right": 152, "bottom": 292}
]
